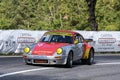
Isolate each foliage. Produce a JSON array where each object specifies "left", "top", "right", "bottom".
[
  {"left": 96, "top": 0, "right": 120, "bottom": 31},
  {"left": 0, "top": 0, "right": 119, "bottom": 31}
]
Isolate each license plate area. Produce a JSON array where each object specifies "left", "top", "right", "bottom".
[{"left": 34, "top": 59, "right": 48, "bottom": 63}]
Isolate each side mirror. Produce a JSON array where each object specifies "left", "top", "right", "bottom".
[
  {"left": 74, "top": 40, "right": 78, "bottom": 44},
  {"left": 85, "top": 39, "right": 93, "bottom": 42}
]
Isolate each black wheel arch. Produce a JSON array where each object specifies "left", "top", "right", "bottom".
[
  {"left": 69, "top": 50, "right": 73, "bottom": 59},
  {"left": 90, "top": 47, "right": 94, "bottom": 54},
  {"left": 91, "top": 46, "right": 94, "bottom": 50},
  {"left": 89, "top": 47, "right": 94, "bottom": 58}
]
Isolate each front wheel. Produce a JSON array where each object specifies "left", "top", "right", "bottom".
[
  {"left": 65, "top": 52, "right": 73, "bottom": 68},
  {"left": 24, "top": 59, "right": 32, "bottom": 65}
]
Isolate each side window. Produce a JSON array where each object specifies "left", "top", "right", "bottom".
[
  {"left": 74, "top": 34, "right": 79, "bottom": 42},
  {"left": 79, "top": 36, "right": 84, "bottom": 43},
  {"left": 74, "top": 34, "right": 84, "bottom": 43}
]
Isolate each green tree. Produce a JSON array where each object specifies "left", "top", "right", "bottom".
[
  {"left": 96, "top": 0, "right": 120, "bottom": 31},
  {"left": 0, "top": 0, "right": 119, "bottom": 31}
]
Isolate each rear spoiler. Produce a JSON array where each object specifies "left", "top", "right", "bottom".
[{"left": 85, "top": 39, "right": 93, "bottom": 42}]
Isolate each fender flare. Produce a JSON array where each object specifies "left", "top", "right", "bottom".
[{"left": 82, "top": 44, "right": 94, "bottom": 59}]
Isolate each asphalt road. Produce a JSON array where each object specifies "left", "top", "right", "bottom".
[{"left": 0, "top": 54, "right": 120, "bottom": 80}]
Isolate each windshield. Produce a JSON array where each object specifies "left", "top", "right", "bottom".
[{"left": 40, "top": 35, "right": 73, "bottom": 44}]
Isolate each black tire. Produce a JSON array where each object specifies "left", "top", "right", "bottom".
[
  {"left": 65, "top": 52, "right": 73, "bottom": 68},
  {"left": 25, "top": 62, "right": 31, "bottom": 65},
  {"left": 26, "top": 63, "right": 30, "bottom": 65},
  {"left": 87, "top": 49, "right": 94, "bottom": 65},
  {"left": 81, "top": 49, "right": 94, "bottom": 65},
  {"left": 81, "top": 59, "right": 86, "bottom": 64},
  {"left": 24, "top": 59, "right": 31, "bottom": 65}
]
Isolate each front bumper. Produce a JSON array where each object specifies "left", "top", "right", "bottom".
[{"left": 23, "top": 54, "right": 67, "bottom": 65}]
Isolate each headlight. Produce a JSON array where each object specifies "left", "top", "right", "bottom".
[
  {"left": 57, "top": 48, "right": 63, "bottom": 55},
  {"left": 24, "top": 47, "right": 30, "bottom": 53}
]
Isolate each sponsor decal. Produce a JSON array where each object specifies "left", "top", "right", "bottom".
[
  {"left": 17, "top": 37, "right": 35, "bottom": 43},
  {"left": 16, "top": 33, "right": 36, "bottom": 53},
  {"left": 17, "top": 33, "right": 36, "bottom": 43},
  {"left": 98, "top": 38, "right": 116, "bottom": 44},
  {"left": 97, "top": 34, "right": 117, "bottom": 51}
]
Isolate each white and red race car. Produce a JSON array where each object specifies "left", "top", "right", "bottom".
[{"left": 23, "top": 30, "right": 94, "bottom": 68}]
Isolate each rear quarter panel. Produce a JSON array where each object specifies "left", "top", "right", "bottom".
[{"left": 82, "top": 43, "right": 93, "bottom": 59}]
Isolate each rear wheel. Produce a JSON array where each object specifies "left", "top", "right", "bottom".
[
  {"left": 65, "top": 52, "right": 73, "bottom": 68},
  {"left": 87, "top": 49, "right": 94, "bottom": 65},
  {"left": 81, "top": 59, "right": 86, "bottom": 64},
  {"left": 81, "top": 49, "right": 94, "bottom": 65}
]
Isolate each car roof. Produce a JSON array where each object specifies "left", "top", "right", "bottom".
[{"left": 46, "top": 30, "right": 79, "bottom": 35}]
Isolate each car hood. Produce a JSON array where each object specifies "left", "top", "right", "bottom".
[{"left": 32, "top": 42, "right": 69, "bottom": 56}]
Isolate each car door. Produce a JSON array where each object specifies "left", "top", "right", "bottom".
[
  {"left": 78, "top": 35, "right": 84, "bottom": 58},
  {"left": 73, "top": 34, "right": 84, "bottom": 60}
]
